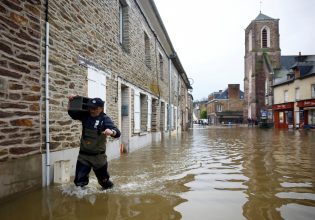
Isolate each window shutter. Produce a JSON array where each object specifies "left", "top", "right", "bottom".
[
  {"left": 88, "top": 67, "right": 106, "bottom": 105},
  {"left": 134, "top": 90, "right": 140, "bottom": 132},
  {"left": 147, "top": 96, "right": 152, "bottom": 131},
  {"left": 174, "top": 106, "right": 177, "bottom": 129},
  {"left": 171, "top": 104, "right": 174, "bottom": 129},
  {"left": 165, "top": 104, "right": 168, "bottom": 131}
]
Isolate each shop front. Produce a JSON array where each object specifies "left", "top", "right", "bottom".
[
  {"left": 272, "top": 102, "right": 294, "bottom": 128},
  {"left": 297, "top": 99, "right": 315, "bottom": 129}
]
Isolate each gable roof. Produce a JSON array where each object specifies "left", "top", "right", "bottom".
[
  {"left": 281, "top": 56, "right": 296, "bottom": 70},
  {"left": 291, "top": 55, "right": 315, "bottom": 77},
  {"left": 254, "top": 13, "right": 275, "bottom": 21},
  {"left": 273, "top": 55, "right": 315, "bottom": 86},
  {"left": 216, "top": 88, "right": 244, "bottom": 100}
]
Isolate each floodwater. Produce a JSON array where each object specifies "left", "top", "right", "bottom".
[{"left": 1, "top": 127, "right": 315, "bottom": 220}]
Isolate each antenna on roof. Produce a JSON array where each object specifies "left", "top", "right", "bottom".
[{"left": 260, "top": 1, "right": 263, "bottom": 13}]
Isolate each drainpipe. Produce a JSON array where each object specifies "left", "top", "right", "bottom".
[
  {"left": 168, "top": 57, "right": 171, "bottom": 136},
  {"left": 177, "top": 75, "right": 180, "bottom": 135},
  {"left": 44, "top": 0, "right": 50, "bottom": 186}
]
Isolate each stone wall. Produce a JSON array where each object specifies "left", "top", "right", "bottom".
[
  {"left": 244, "top": 17, "right": 281, "bottom": 120},
  {"left": 43, "top": 0, "right": 170, "bottom": 148},
  {"left": 0, "top": 0, "right": 42, "bottom": 161},
  {"left": 0, "top": 0, "right": 192, "bottom": 199}
]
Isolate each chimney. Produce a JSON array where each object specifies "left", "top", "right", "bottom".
[
  {"left": 299, "top": 51, "right": 301, "bottom": 56},
  {"left": 294, "top": 68, "right": 300, "bottom": 79},
  {"left": 228, "top": 84, "right": 240, "bottom": 100}
]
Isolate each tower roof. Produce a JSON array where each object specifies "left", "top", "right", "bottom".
[{"left": 254, "top": 13, "right": 275, "bottom": 21}]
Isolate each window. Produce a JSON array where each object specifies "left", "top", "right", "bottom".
[
  {"left": 171, "top": 105, "right": 174, "bottom": 129},
  {"left": 140, "top": 93, "right": 147, "bottom": 131},
  {"left": 216, "top": 104, "right": 222, "bottom": 112},
  {"left": 87, "top": 67, "right": 106, "bottom": 104},
  {"left": 174, "top": 106, "right": 177, "bottom": 129},
  {"left": 159, "top": 53, "right": 164, "bottom": 80},
  {"left": 310, "top": 111, "right": 315, "bottom": 125},
  {"left": 165, "top": 104, "right": 169, "bottom": 131},
  {"left": 286, "top": 111, "right": 293, "bottom": 124},
  {"left": 134, "top": 90, "right": 140, "bottom": 132},
  {"left": 119, "top": 0, "right": 129, "bottom": 51},
  {"left": 144, "top": 32, "right": 151, "bottom": 68},
  {"left": 262, "top": 29, "right": 268, "bottom": 48},
  {"left": 147, "top": 96, "right": 152, "bottom": 131},
  {"left": 312, "top": 84, "right": 315, "bottom": 98},
  {"left": 265, "top": 79, "right": 269, "bottom": 105},
  {"left": 295, "top": 88, "right": 300, "bottom": 100},
  {"left": 248, "top": 69, "right": 252, "bottom": 94},
  {"left": 261, "top": 26, "right": 270, "bottom": 48},
  {"left": 279, "top": 112, "right": 284, "bottom": 123},
  {"left": 284, "top": 90, "right": 288, "bottom": 102}
]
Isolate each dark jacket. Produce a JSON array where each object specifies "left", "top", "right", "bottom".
[{"left": 68, "top": 110, "right": 121, "bottom": 153}]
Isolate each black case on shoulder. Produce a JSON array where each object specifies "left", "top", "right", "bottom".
[{"left": 69, "top": 96, "right": 91, "bottom": 112}]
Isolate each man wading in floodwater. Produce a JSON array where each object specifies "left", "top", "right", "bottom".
[{"left": 68, "top": 96, "right": 121, "bottom": 189}]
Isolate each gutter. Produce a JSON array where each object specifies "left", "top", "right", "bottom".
[{"left": 44, "top": 0, "right": 50, "bottom": 186}]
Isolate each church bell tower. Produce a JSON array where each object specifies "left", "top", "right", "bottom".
[{"left": 244, "top": 12, "right": 281, "bottom": 121}]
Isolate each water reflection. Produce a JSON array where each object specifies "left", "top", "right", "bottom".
[{"left": 0, "top": 127, "right": 314, "bottom": 220}]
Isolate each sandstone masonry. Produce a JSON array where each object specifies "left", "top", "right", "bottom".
[{"left": 0, "top": 0, "right": 193, "bottom": 200}]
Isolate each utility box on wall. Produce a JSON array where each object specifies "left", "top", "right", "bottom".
[
  {"left": 122, "top": 105, "right": 128, "bottom": 116},
  {"left": 54, "top": 160, "right": 70, "bottom": 184}
]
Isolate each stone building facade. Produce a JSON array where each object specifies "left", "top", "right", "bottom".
[
  {"left": 207, "top": 84, "right": 244, "bottom": 125},
  {"left": 273, "top": 55, "right": 315, "bottom": 129},
  {"left": 244, "top": 13, "right": 281, "bottom": 122},
  {"left": 0, "top": 0, "right": 192, "bottom": 200}
]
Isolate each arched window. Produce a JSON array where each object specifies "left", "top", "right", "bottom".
[
  {"left": 262, "top": 29, "right": 267, "bottom": 48},
  {"left": 261, "top": 26, "right": 270, "bottom": 48}
]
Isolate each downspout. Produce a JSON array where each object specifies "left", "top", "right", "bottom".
[
  {"left": 44, "top": 0, "right": 50, "bottom": 186},
  {"left": 168, "top": 57, "right": 171, "bottom": 136},
  {"left": 177, "top": 75, "right": 180, "bottom": 135}
]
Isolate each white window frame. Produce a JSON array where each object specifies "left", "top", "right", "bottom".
[
  {"left": 87, "top": 67, "right": 106, "bottom": 106},
  {"left": 165, "top": 104, "right": 168, "bottom": 131},
  {"left": 217, "top": 104, "right": 222, "bottom": 112},
  {"left": 248, "top": 69, "right": 252, "bottom": 95},
  {"left": 170, "top": 104, "right": 174, "bottom": 129},
  {"left": 312, "top": 84, "right": 315, "bottom": 98},
  {"left": 295, "top": 87, "right": 300, "bottom": 100},
  {"left": 284, "top": 90, "right": 288, "bottom": 102},
  {"left": 134, "top": 90, "right": 141, "bottom": 133},
  {"left": 147, "top": 96, "right": 152, "bottom": 131},
  {"left": 174, "top": 106, "right": 178, "bottom": 130}
]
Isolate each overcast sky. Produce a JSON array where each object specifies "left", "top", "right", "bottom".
[{"left": 154, "top": 0, "right": 315, "bottom": 100}]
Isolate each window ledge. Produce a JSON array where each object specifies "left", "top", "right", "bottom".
[{"left": 139, "top": 132, "right": 148, "bottom": 136}]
